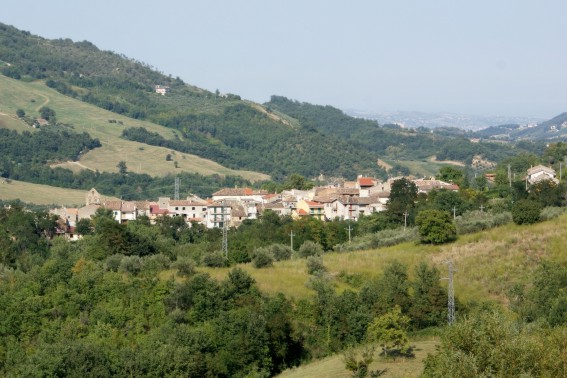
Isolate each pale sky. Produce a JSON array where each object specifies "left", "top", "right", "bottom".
[{"left": 2, "top": 0, "right": 566, "bottom": 118}]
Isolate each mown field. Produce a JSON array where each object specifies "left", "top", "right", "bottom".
[{"left": 0, "top": 75, "right": 269, "bottom": 182}]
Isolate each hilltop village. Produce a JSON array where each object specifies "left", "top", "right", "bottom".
[{"left": 49, "top": 175, "right": 463, "bottom": 239}]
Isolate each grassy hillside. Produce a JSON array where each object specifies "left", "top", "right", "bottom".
[
  {"left": 0, "top": 74, "right": 269, "bottom": 182},
  {"left": 0, "top": 179, "right": 117, "bottom": 206},
  {"left": 197, "top": 214, "right": 567, "bottom": 304},
  {"left": 277, "top": 340, "right": 437, "bottom": 378}
]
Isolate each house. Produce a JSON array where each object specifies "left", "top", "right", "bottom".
[
  {"left": 155, "top": 85, "right": 171, "bottom": 95},
  {"left": 167, "top": 200, "right": 208, "bottom": 224},
  {"left": 526, "top": 165, "right": 559, "bottom": 185},
  {"left": 357, "top": 177, "right": 376, "bottom": 197},
  {"left": 295, "top": 200, "right": 325, "bottom": 220},
  {"left": 50, "top": 207, "right": 79, "bottom": 227},
  {"left": 103, "top": 200, "right": 138, "bottom": 223},
  {"left": 413, "top": 179, "right": 459, "bottom": 194},
  {"left": 206, "top": 202, "right": 231, "bottom": 229},
  {"left": 212, "top": 187, "right": 268, "bottom": 203}
]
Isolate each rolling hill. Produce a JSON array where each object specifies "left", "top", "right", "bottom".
[{"left": 0, "top": 21, "right": 543, "bottom": 186}]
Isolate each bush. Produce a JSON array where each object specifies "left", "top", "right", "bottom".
[
  {"left": 172, "top": 257, "right": 196, "bottom": 276},
  {"left": 306, "top": 256, "right": 327, "bottom": 275},
  {"left": 104, "top": 254, "right": 123, "bottom": 272},
  {"left": 252, "top": 247, "right": 274, "bottom": 268},
  {"left": 415, "top": 209, "right": 456, "bottom": 244},
  {"left": 269, "top": 243, "right": 293, "bottom": 261},
  {"left": 119, "top": 255, "right": 142, "bottom": 275},
  {"left": 540, "top": 206, "right": 567, "bottom": 221},
  {"left": 297, "top": 240, "right": 323, "bottom": 258},
  {"left": 455, "top": 210, "right": 512, "bottom": 234},
  {"left": 142, "top": 254, "right": 171, "bottom": 273},
  {"left": 512, "top": 199, "right": 542, "bottom": 225},
  {"left": 202, "top": 251, "right": 229, "bottom": 267},
  {"left": 334, "top": 226, "right": 418, "bottom": 252}
]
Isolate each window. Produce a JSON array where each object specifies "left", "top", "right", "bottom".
[
  {"left": 182, "top": 207, "right": 186, "bottom": 210},
  {"left": 175, "top": 207, "right": 179, "bottom": 210},
  {"left": 192, "top": 207, "right": 195, "bottom": 210}
]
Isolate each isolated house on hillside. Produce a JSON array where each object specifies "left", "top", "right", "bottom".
[
  {"left": 155, "top": 85, "right": 171, "bottom": 95},
  {"left": 526, "top": 165, "right": 559, "bottom": 185}
]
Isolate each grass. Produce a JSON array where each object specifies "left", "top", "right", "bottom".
[
  {"left": 0, "top": 74, "right": 269, "bottom": 182},
  {"left": 0, "top": 179, "right": 117, "bottom": 206},
  {"left": 382, "top": 158, "right": 463, "bottom": 177},
  {"left": 277, "top": 339, "right": 438, "bottom": 378},
  {"left": 198, "top": 214, "right": 567, "bottom": 305}
]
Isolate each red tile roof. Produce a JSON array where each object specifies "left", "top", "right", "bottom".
[{"left": 358, "top": 177, "right": 374, "bottom": 187}]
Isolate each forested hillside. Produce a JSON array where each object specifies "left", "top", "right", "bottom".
[{"left": 0, "top": 22, "right": 543, "bottom": 185}]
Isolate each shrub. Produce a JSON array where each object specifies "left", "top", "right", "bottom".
[
  {"left": 512, "top": 199, "right": 542, "bottom": 225},
  {"left": 297, "top": 240, "right": 323, "bottom": 258},
  {"left": 119, "top": 255, "right": 142, "bottom": 275},
  {"left": 142, "top": 254, "right": 171, "bottom": 273},
  {"left": 334, "top": 226, "right": 418, "bottom": 252},
  {"left": 306, "top": 256, "right": 327, "bottom": 275},
  {"left": 455, "top": 210, "right": 512, "bottom": 234},
  {"left": 415, "top": 209, "right": 456, "bottom": 244},
  {"left": 269, "top": 243, "right": 293, "bottom": 261},
  {"left": 172, "top": 257, "right": 196, "bottom": 276},
  {"left": 202, "top": 251, "right": 229, "bottom": 267},
  {"left": 540, "top": 206, "right": 567, "bottom": 221},
  {"left": 104, "top": 254, "right": 123, "bottom": 272},
  {"left": 252, "top": 247, "right": 274, "bottom": 268}
]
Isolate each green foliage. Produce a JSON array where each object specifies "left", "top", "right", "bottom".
[
  {"left": 367, "top": 306, "right": 411, "bottom": 358},
  {"left": 415, "top": 209, "right": 456, "bottom": 244},
  {"left": 252, "top": 247, "right": 274, "bottom": 268},
  {"left": 297, "top": 240, "right": 324, "bottom": 258},
  {"left": 455, "top": 210, "right": 512, "bottom": 234},
  {"left": 512, "top": 199, "right": 542, "bottom": 225},
  {"left": 172, "top": 256, "right": 196, "bottom": 277},
  {"left": 511, "top": 261, "right": 567, "bottom": 326},
  {"left": 335, "top": 227, "right": 418, "bottom": 252},
  {"left": 386, "top": 178, "right": 418, "bottom": 226},
  {"left": 202, "top": 251, "right": 229, "bottom": 267},
  {"left": 15, "top": 108, "right": 25, "bottom": 118},
  {"left": 268, "top": 243, "right": 292, "bottom": 261},
  {"left": 306, "top": 256, "right": 327, "bottom": 275},
  {"left": 409, "top": 263, "right": 447, "bottom": 329},
  {"left": 436, "top": 166, "right": 465, "bottom": 187},
  {"left": 422, "top": 309, "right": 567, "bottom": 377}
]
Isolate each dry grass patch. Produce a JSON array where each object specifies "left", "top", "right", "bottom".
[{"left": 0, "top": 179, "right": 117, "bottom": 206}]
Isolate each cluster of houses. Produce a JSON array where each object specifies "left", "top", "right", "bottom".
[
  {"left": 51, "top": 164, "right": 561, "bottom": 240},
  {"left": 50, "top": 176, "right": 461, "bottom": 240}
]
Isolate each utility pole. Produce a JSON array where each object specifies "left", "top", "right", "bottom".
[
  {"left": 221, "top": 201, "right": 228, "bottom": 258},
  {"left": 289, "top": 230, "right": 295, "bottom": 251},
  {"left": 174, "top": 177, "right": 180, "bottom": 201},
  {"left": 403, "top": 210, "right": 409, "bottom": 229},
  {"left": 452, "top": 206, "right": 457, "bottom": 220},
  {"left": 346, "top": 223, "right": 353, "bottom": 243},
  {"left": 479, "top": 204, "right": 484, "bottom": 212},
  {"left": 508, "top": 164, "right": 512, "bottom": 187},
  {"left": 442, "top": 260, "right": 457, "bottom": 325}
]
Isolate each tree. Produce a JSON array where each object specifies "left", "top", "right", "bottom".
[
  {"left": 437, "top": 166, "right": 465, "bottom": 187},
  {"left": 117, "top": 160, "right": 127, "bottom": 175},
  {"left": 415, "top": 209, "right": 456, "bottom": 244},
  {"left": 409, "top": 262, "right": 447, "bottom": 329},
  {"left": 16, "top": 109, "right": 25, "bottom": 118},
  {"left": 39, "top": 106, "right": 56, "bottom": 121},
  {"left": 367, "top": 306, "right": 411, "bottom": 358},
  {"left": 511, "top": 199, "right": 541, "bottom": 225},
  {"left": 76, "top": 218, "right": 93, "bottom": 235},
  {"left": 386, "top": 178, "right": 418, "bottom": 225}
]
